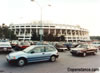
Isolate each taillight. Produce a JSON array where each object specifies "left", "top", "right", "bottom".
[
  {"left": 7, "top": 47, "right": 12, "bottom": 49},
  {"left": 56, "top": 52, "right": 59, "bottom": 55}
]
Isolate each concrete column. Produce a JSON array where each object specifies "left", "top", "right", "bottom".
[
  {"left": 14, "top": 26, "right": 16, "bottom": 34},
  {"left": 54, "top": 29, "right": 56, "bottom": 35},
  {"left": 19, "top": 26, "right": 21, "bottom": 36},
  {"left": 48, "top": 26, "right": 50, "bottom": 34},
  {"left": 29, "top": 28, "right": 32, "bottom": 40},
  {"left": 74, "top": 30, "right": 77, "bottom": 42},
  {"left": 24, "top": 26, "right": 26, "bottom": 40},
  {"left": 60, "top": 29, "right": 62, "bottom": 35},
  {"left": 77, "top": 30, "right": 80, "bottom": 41},
  {"left": 66, "top": 29, "right": 67, "bottom": 36},
  {"left": 65, "top": 29, "right": 68, "bottom": 42},
  {"left": 36, "top": 27, "right": 38, "bottom": 35},
  {"left": 70, "top": 30, "right": 73, "bottom": 42}
]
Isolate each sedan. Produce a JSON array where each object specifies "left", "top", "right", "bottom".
[
  {"left": 70, "top": 44, "right": 98, "bottom": 57},
  {"left": 0, "top": 42, "right": 12, "bottom": 52}
]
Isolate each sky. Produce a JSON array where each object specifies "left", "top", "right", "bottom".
[{"left": 0, "top": 0, "right": 99, "bottom": 36}]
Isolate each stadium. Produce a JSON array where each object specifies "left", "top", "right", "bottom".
[{"left": 9, "top": 21, "right": 90, "bottom": 42}]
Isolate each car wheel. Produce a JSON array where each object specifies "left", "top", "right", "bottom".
[
  {"left": 83, "top": 53, "right": 86, "bottom": 57},
  {"left": 17, "top": 59, "right": 26, "bottom": 66},
  {"left": 93, "top": 51, "right": 97, "bottom": 55},
  {"left": 50, "top": 56, "right": 56, "bottom": 62},
  {"left": 72, "top": 53, "right": 74, "bottom": 56}
]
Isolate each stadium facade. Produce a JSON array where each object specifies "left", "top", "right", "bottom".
[{"left": 9, "top": 21, "right": 90, "bottom": 42}]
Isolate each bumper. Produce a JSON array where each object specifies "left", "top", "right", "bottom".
[
  {"left": 56, "top": 55, "right": 59, "bottom": 58},
  {"left": 70, "top": 51, "right": 83, "bottom": 55},
  {"left": 6, "top": 56, "right": 17, "bottom": 64},
  {"left": 7, "top": 59, "right": 17, "bottom": 64},
  {"left": 0, "top": 48, "right": 13, "bottom": 52}
]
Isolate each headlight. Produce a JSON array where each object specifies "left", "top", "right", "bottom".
[
  {"left": 10, "top": 56, "right": 16, "bottom": 59},
  {"left": 12, "top": 56, "right": 16, "bottom": 59},
  {"left": 77, "top": 50, "right": 82, "bottom": 52}
]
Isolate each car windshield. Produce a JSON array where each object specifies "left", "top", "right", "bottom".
[
  {"left": 77, "top": 44, "right": 88, "bottom": 48},
  {"left": 23, "top": 45, "right": 35, "bottom": 53}
]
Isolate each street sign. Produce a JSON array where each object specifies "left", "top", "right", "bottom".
[{"left": 39, "top": 29, "right": 43, "bottom": 35}]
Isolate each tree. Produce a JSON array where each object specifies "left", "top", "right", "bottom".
[
  {"left": 0, "top": 23, "right": 18, "bottom": 40},
  {"left": 60, "top": 35, "right": 65, "bottom": 41},
  {"left": 31, "top": 32, "right": 40, "bottom": 41}
]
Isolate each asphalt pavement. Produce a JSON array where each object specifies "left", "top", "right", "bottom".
[{"left": 0, "top": 51, "right": 100, "bottom": 73}]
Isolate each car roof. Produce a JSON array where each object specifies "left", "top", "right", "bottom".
[
  {"left": 0, "top": 42, "right": 10, "bottom": 44},
  {"left": 31, "top": 45, "right": 54, "bottom": 47}
]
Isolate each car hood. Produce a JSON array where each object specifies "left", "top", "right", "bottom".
[
  {"left": 59, "top": 47, "right": 67, "bottom": 49},
  {"left": 71, "top": 48, "right": 85, "bottom": 51},
  {"left": 9, "top": 51, "right": 25, "bottom": 56}
]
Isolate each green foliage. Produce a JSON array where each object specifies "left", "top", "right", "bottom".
[
  {"left": 90, "top": 36, "right": 100, "bottom": 40},
  {"left": 31, "top": 32, "right": 40, "bottom": 41},
  {"left": 60, "top": 35, "right": 66, "bottom": 41},
  {"left": 31, "top": 32, "right": 66, "bottom": 41},
  {"left": 0, "top": 24, "right": 18, "bottom": 40}
]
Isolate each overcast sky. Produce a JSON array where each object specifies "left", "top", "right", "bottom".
[{"left": 0, "top": 0, "right": 99, "bottom": 36}]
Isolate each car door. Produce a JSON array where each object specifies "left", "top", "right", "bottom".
[
  {"left": 27, "top": 46, "right": 46, "bottom": 62},
  {"left": 44, "top": 46, "right": 56, "bottom": 60},
  {"left": 87, "top": 45, "right": 94, "bottom": 53}
]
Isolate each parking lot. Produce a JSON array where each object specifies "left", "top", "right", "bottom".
[{"left": 0, "top": 51, "right": 100, "bottom": 73}]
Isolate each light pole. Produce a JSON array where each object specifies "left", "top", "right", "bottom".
[{"left": 31, "top": 0, "right": 43, "bottom": 42}]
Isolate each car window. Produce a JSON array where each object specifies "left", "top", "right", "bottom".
[
  {"left": 89, "top": 45, "right": 95, "bottom": 49},
  {"left": 45, "top": 46, "right": 56, "bottom": 52},
  {"left": 31, "top": 46, "right": 44, "bottom": 53},
  {"left": 78, "top": 45, "right": 88, "bottom": 48},
  {"left": 0, "top": 44, "right": 11, "bottom": 47},
  {"left": 23, "top": 46, "right": 34, "bottom": 53}
]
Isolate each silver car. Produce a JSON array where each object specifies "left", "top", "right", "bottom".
[{"left": 6, "top": 45, "right": 59, "bottom": 66}]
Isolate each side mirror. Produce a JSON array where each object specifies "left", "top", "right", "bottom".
[{"left": 31, "top": 51, "right": 35, "bottom": 54}]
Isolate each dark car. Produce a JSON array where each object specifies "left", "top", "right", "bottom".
[
  {"left": 70, "top": 44, "right": 98, "bottom": 57},
  {"left": 55, "top": 43, "right": 68, "bottom": 52},
  {"left": 64, "top": 43, "right": 79, "bottom": 51}
]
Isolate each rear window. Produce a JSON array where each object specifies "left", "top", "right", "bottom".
[
  {"left": 45, "top": 46, "right": 56, "bottom": 52},
  {"left": 0, "top": 44, "right": 11, "bottom": 47},
  {"left": 78, "top": 44, "right": 88, "bottom": 48}
]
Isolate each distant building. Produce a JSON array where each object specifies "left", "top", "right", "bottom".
[{"left": 9, "top": 21, "right": 90, "bottom": 42}]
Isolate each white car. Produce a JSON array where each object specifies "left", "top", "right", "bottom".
[
  {"left": 0, "top": 42, "right": 12, "bottom": 52},
  {"left": 92, "top": 42, "right": 100, "bottom": 50},
  {"left": 94, "top": 68, "right": 100, "bottom": 73}
]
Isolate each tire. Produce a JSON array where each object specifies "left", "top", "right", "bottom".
[
  {"left": 50, "top": 56, "right": 56, "bottom": 62},
  {"left": 17, "top": 58, "right": 26, "bottom": 66},
  {"left": 72, "top": 53, "right": 74, "bottom": 56},
  {"left": 83, "top": 53, "right": 86, "bottom": 57},
  {"left": 93, "top": 51, "right": 97, "bottom": 55}
]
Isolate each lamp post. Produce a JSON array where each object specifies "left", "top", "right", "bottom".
[{"left": 31, "top": 0, "right": 43, "bottom": 42}]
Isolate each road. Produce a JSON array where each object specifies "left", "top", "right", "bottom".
[{"left": 0, "top": 51, "right": 100, "bottom": 73}]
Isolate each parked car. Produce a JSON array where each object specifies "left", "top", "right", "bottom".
[
  {"left": 70, "top": 44, "right": 98, "bottom": 57},
  {"left": 55, "top": 43, "right": 68, "bottom": 52},
  {"left": 36, "top": 42, "right": 49, "bottom": 45},
  {"left": 13, "top": 41, "right": 31, "bottom": 51},
  {"left": 94, "top": 68, "right": 100, "bottom": 73},
  {"left": 92, "top": 42, "right": 100, "bottom": 50},
  {"left": 11, "top": 40, "right": 19, "bottom": 48},
  {"left": 6, "top": 45, "right": 59, "bottom": 66},
  {"left": 0, "top": 42, "right": 13, "bottom": 52}
]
